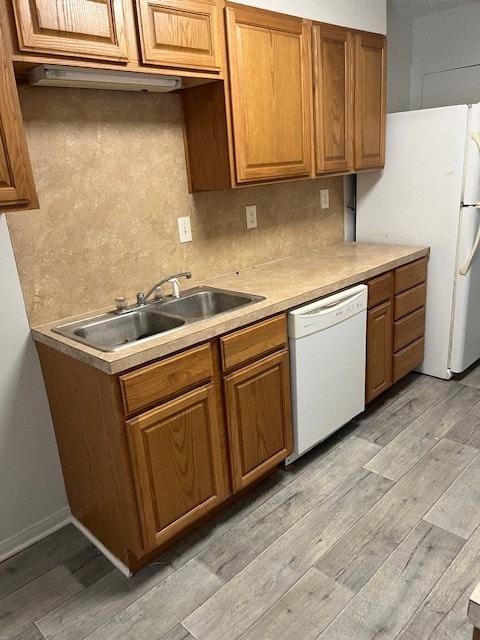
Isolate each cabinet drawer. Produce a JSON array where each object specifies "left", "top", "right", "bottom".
[
  {"left": 367, "top": 272, "right": 393, "bottom": 309},
  {"left": 394, "top": 282, "right": 427, "bottom": 321},
  {"left": 220, "top": 314, "right": 287, "bottom": 372},
  {"left": 394, "top": 257, "right": 428, "bottom": 294},
  {"left": 393, "top": 337, "right": 424, "bottom": 382},
  {"left": 393, "top": 307, "right": 425, "bottom": 352},
  {"left": 120, "top": 343, "right": 214, "bottom": 416}
]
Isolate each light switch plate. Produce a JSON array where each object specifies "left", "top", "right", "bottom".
[
  {"left": 178, "top": 216, "right": 192, "bottom": 243},
  {"left": 246, "top": 204, "right": 257, "bottom": 228},
  {"left": 321, "top": 189, "right": 329, "bottom": 209}
]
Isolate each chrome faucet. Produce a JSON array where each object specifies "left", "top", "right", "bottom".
[{"left": 136, "top": 272, "right": 192, "bottom": 306}]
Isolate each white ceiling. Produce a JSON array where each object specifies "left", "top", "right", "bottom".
[{"left": 388, "top": 0, "right": 480, "bottom": 17}]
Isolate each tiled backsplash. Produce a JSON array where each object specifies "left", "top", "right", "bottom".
[{"left": 6, "top": 86, "right": 344, "bottom": 326}]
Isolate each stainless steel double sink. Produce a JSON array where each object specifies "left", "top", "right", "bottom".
[{"left": 53, "top": 287, "right": 265, "bottom": 352}]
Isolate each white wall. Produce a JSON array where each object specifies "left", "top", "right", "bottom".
[
  {"left": 235, "top": 0, "right": 387, "bottom": 33},
  {"left": 0, "top": 215, "right": 68, "bottom": 559},
  {"left": 411, "top": 2, "right": 480, "bottom": 108},
  {"left": 387, "top": 11, "right": 412, "bottom": 112}
]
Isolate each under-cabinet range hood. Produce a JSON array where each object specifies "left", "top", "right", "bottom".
[{"left": 28, "top": 65, "right": 182, "bottom": 92}]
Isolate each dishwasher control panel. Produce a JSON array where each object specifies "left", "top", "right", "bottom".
[{"left": 288, "top": 284, "right": 368, "bottom": 339}]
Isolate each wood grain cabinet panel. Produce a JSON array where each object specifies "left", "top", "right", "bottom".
[
  {"left": 367, "top": 271, "right": 393, "bottom": 309},
  {"left": 394, "top": 256, "right": 428, "bottom": 294},
  {"left": 223, "top": 349, "right": 292, "bottom": 492},
  {"left": 393, "top": 337, "right": 425, "bottom": 383},
  {"left": 11, "top": 0, "right": 130, "bottom": 61},
  {"left": 126, "top": 383, "right": 229, "bottom": 551},
  {"left": 135, "top": 0, "right": 222, "bottom": 70},
  {"left": 354, "top": 32, "right": 386, "bottom": 170},
  {"left": 366, "top": 300, "right": 393, "bottom": 403},
  {"left": 313, "top": 24, "right": 353, "bottom": 174},
  {"left": 394, "top": 282, "right": 427, "bottom": 321},
  {"left": 0, "top": 18, "right": 38, "bottom": 211},
  {"left": 220, "top": 314, "right": 287, "bottom": 371},
  {"left": 225, "top": 4, "right": 312, "bottom": 183}
]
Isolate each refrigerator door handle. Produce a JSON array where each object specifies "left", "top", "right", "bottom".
[
  {"left": 471, "top": 131, "right": 480, "bottom": 151},
  {"left": 459, "top": 222, "right": 480, "bottom": 275}
]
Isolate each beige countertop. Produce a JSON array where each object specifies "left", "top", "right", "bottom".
[{"left": 32, "top": 241, "right": 429, "bottom": 375}]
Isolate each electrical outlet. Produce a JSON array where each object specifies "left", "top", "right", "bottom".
[
  {"left": 177, "top": 216, "right": 192, "bottom": 243},
  {"left": 246, "top": 204, "right": 257, "bottom": 228},
  {"left": 321, "top": 189, "right": 329, "bottom": 209}
]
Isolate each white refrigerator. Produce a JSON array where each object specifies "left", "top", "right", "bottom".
[{"left": 356, "top": 104, "right": 480, "bottom": 380}]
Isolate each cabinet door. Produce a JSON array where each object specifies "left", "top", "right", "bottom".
[
  {"left": 354, "top": 32, "right": 386, "bottom": 170},
  {"left": 12, "top": 0, "right": 129, "bottom": 62},
  {"left": 0, "top": 21, "right": 38, "bottom": 211},
  {"left": 126, "top": 383, "right": 229, "bottom": 552},
  {"left": 136, "top": 0, "right": 222, "bottom": 71},
  {"left": 313, "top": 24, "right": 353, "bottom": 174},
  {"left": 224, "top": 350, "right": 293, "bottom": 492},
  {"left": 225, "top": 5, "right": 312, "bottom": 183},
  {"left": 366, "top": 301, "right": 393, "bottom": 403}
]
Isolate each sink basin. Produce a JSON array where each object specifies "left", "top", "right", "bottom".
[
  {"left": 52, "top": 286, "right": 265, "bottom": 352},
  {"left": 53, "top": 310, "right": 185, "bottom": 352},
  {"left": 159, "top": 288, "right": 265, "bottom": 320}
]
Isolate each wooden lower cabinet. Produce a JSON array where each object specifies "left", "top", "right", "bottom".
[
  {"left": 365, "top": 257, "right": 428, "bottom": 403},
  {"left": 126, "top": 383, "right": 229, "bottom": 552},
  {"left": 37, "top": 313, "right": 292, "bottom": 571},
  {"left": 366, "top": 300, "right": 393, "bottom": 402},
  {"left": 224, "top": 350, "right": 292, "bottom": 492}
]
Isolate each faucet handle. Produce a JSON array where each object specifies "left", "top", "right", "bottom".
[{"left": 114, "top": 296, "right": 128, "bottom": 312}]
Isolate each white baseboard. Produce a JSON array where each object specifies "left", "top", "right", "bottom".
[
  {"left": 0, "top": 507, "right": 71, "bottom": 562},
  {"left": 71, "top": 517, "right": 132, "bottom": 577}
]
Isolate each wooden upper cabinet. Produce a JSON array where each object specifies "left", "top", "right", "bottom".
[
  {"left": 0, "top": 20, "right": 38, "bottom": 211},
  {"left": 11, "top": 0, "right": 130, "bottom": 62},
  {"left": 354, "top": 32, "right": 386, "bottom": 170},
  {"left": 225, "top": 4, "right": 312, "bottom": 183},
  {"left": 313, "top": 24, "right": 353, "bottom": 174},
  {"left": 126, "top": 383, "right": 230, "bottom": 552},
  {"left": 135, "top": 0, "right": 222, "bottom": 71}
]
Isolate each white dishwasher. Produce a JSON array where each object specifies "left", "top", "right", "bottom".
[{"left": 286, "top": 284, "right": 368, "bottom": 465}]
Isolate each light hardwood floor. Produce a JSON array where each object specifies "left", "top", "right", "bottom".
[{"left": 3, "top": 365, "right": 480, "bottom": 640}]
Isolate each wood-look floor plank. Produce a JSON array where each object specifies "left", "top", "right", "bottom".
[
  {"left": 237, "top": 567, "right": 353, "bottom": 640},
  {"left": 457, "top": 361, "right": 480, "bottom": 389},
  {"left": 64, "top": 543, "right": 115, "bottom": 588},
  {"left": 364, "top": 385, "right": 480, "bottom": 481},
  {"left": 0, "top": 525, "right": 91, "bottom": 599},
  {"left": 445, "top": 400, "right": 480, "bottom": 449},
  {"left": 317, "top": 521, "right": 465, "bottom": 640},
  {"left": 398, "top": 525, "right": 480, "bottom": 640},
  {"left": 10, "top": 624, "right": 45, "bottom": 640},
  {"left": 0, "top": 565, "right": 83, "bottom": 639},
  {"left": 317, "top": 438, "right": 476, "bottom": 593},
  {"left": 424, "top": 456, "right": 480, "bottom": 539},
  {"left": 355, "top": 376, "right": 460, "bottom": 447},
  {"left": 82, "top": 560, "right": 222, "bottom": 640},
  {"left": 197, "top": 436, "right": 381, "bottom": 581},
  {"left": 161, "top": 625, "right": 196, "bottom": 640},
  {"left": 183, "top": 469, "right": 393, "bottom": 640},
  {"left": 161, "top": 474, "right": 283, "bottom": 570},
  {"left": 36, "top": 563, "right": 173, "bottom": 640}
]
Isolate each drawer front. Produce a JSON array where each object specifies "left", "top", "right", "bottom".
[
  {"left": 394, "top": 257, "right": 428, "bottom": 295},
  {"left": 394, "top": 282, "right": 427, "bottom": 321},
  {"left": 393, "top": 337, "right": 425, "bottom": 382},
  {"left": 367, "top": 271, "right": 393, "bottom": 309},
  {"left": 393, "top": 307, "right": 425, "bottom": 352},
  {"left": 220, "top": 314, "right": 287, "bottom": 372},
  {"left": 120, "top": 343, "right": 214, "bottom": 416}
]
